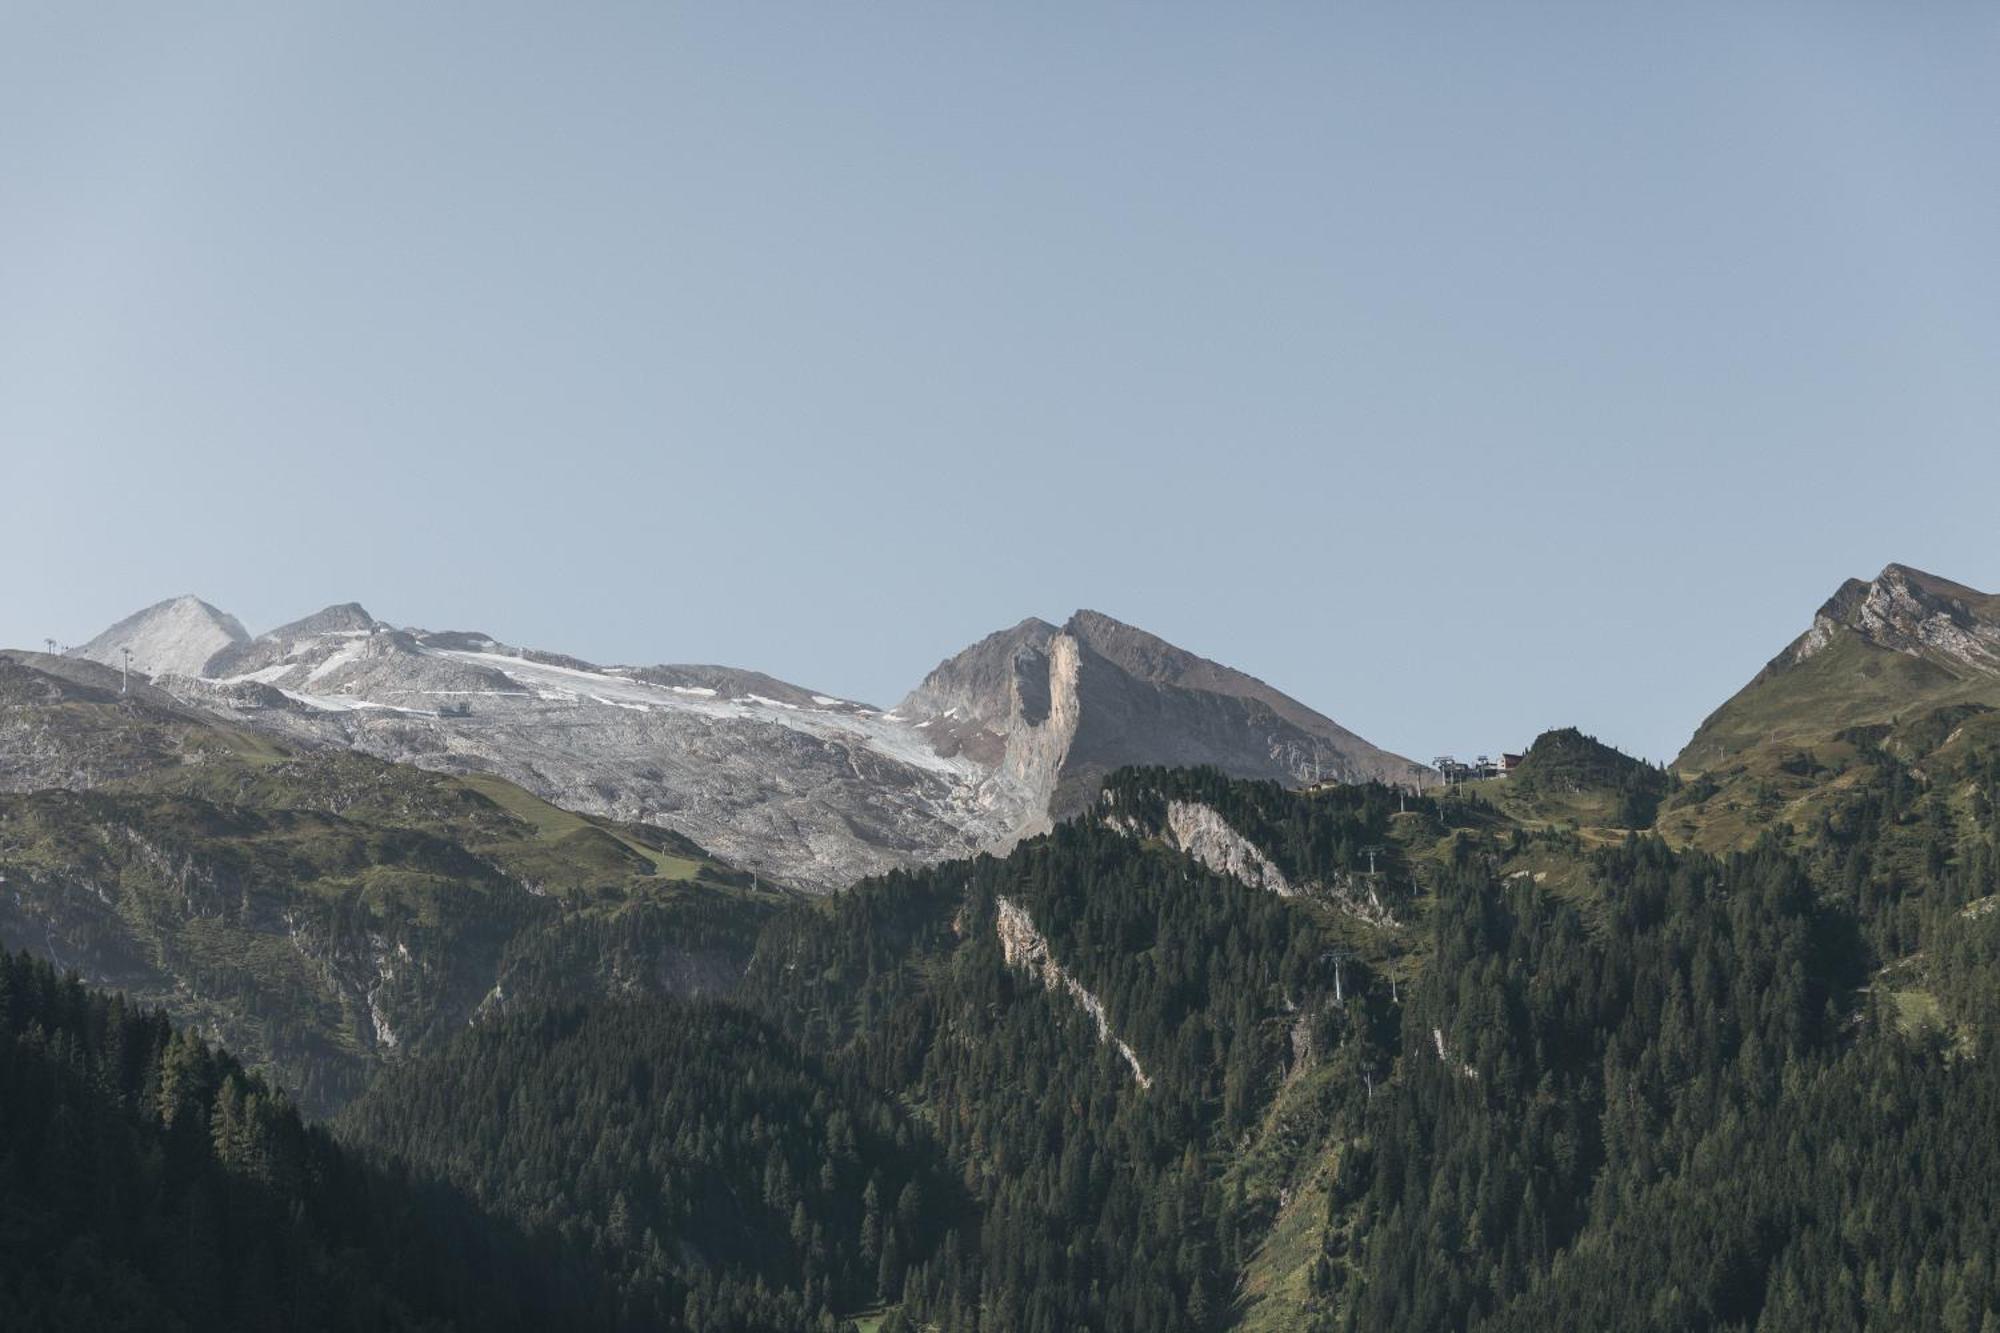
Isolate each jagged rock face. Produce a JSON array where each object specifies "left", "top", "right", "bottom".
[
  {"left": 1792, "top": 564, "right": 2000, "bottom": 671},
  {"left": 898, "top": 609, "right": 1428, "bottom": 828},
  {"left": 76, "top": 595, "right": 249, "bottom": 680},
  {"left": 1160, "top": 799, "right": 1299, "bottom": 897},
  {"left": 72, "top": 599, "right": 1424, "bottom": 892}
]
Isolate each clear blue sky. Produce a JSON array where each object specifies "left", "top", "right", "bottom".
[{"left": 4, "top": 4, "right": 1997, "bottom": 762}]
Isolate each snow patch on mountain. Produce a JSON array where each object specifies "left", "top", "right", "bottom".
[{"left": 81, "top": 594, "right": 1423, "bottom": 893}]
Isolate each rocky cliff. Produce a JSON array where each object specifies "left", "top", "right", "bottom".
[
  {"left": 898, "top": 608, "right": 1428, "bottom": 833},
  {"left": 1787, "top": 564, "right": 2000, "bottom": 672}
]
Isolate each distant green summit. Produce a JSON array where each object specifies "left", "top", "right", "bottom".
[
  {"left": 1508, "top": 726, "right": 1647, "bottom": 792},
  {"left": 1680, "top": 563, "right": 2000, "bottom": 771},
  {"left": 1507, "top": 726, "right": 1668, "bottom": 829}
]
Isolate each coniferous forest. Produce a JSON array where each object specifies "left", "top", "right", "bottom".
[
  {"left": 0, "top": 943, "right": 607, "bottom": 1331},
  {"left": 10, "top": 708, "right": 2000, "bottom": 1328}
]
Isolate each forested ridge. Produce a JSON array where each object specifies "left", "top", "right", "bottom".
[
  {"left": 0, "top": 943, "right": 613, "bottom": 1331},
  {"left": 735, "top": 778, "right": 1407, "bottom": 1331},
  {"left": 342, "top": 1000, "right": 960, "bottom": 1331},
  {"left": 10, "top": 706, "right": 2000, "bottom": 1329},
  {"left": 1314, "top": 703, "right": 2000, "bottom": 1331}
]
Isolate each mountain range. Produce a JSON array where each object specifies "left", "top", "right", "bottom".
[
  {"left": 71, "top": 596, "right": 1426, "bottom": 891},
  {"left": 9, "top": 561, "right": 2000, "bottom": 1331}
]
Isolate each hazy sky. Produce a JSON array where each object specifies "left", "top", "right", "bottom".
[{"left": 4, "top": 5, "right": 1997, "bottom": 763}]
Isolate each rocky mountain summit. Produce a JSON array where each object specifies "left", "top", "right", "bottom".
[
  {"left": 897, "top": 609, "right": 1424, "bottom": 833},
  {"left": 67, "top": 598, "right": 1426, "bottom": 891},
  {"left": 1797, "top": 563, "right": 2000, "bottom": 670},
  {"left": 76, "top": 594, "right": 249, "bottom": 680},
  {"left": 1680, "top": 563, "right": 2000, "bottom": 770}
]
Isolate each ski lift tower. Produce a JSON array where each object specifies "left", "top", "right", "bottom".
[{"left": 1326, "top": 947, "right": 1351, "bottom": 1004}]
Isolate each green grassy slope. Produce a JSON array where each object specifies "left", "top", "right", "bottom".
[
  {"left": 1661, "top": 567, "right": 2000, "bottom": 868},
  {"left": 1680, "top": 626, "right": 1997, "bottom": 770}
]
